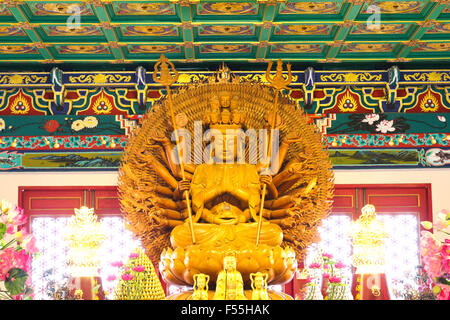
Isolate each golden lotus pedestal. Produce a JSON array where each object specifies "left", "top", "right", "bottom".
[{"left": 167, "top": 290, "right": 293, "bottom": 300}]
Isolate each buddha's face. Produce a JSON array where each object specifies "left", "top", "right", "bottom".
[
  {"left": 196, "top": 276, "right": 206, "bottom": 289},
  {"left": 210, "top": 202, "right": 249, "bottom": 225},
  {"left": 210, "top": 99, "right": 220, "bottom": 111},
  {"left": 220, "top": 94, "right": 231, "bottom": 108},
  {"left": 224, "top": 256, "right": 236, "bottom": 272},
  {"left": 254, "top": 276, "right": 264, "bottom": 289},
  {"left": 212, "top": 133, "right": 238, "bottom": 162}
]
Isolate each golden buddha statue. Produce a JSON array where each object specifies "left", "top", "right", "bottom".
[
  {"left": 250, "top": 272, "right": 269, "bottom": 300},
  {"left": 213, "top": 253, "right": 246, "bottom": 300},
  {"left": 118, "top": 58, "right": 334, "bottom": 300},
  {"left": 192, "top": 273, "right": 209, "bottom": 300}
]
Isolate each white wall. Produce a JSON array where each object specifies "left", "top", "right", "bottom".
[
  {"left": 1, "top": 168, "right": 449, "bottom": 219},
  {"left": 0, "top": 171, "right": 118, "bottom": 205}
]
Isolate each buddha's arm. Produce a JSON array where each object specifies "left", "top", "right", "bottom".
[
  {"left": 154, "top": 196, "right": 187, "bottom": 211},
  {"left": 153, "top": 135, "right": 195, "bottom": 178},
  {"left": 262, "top": 208, "right": 294, "bottom": 220},
  {"left": 260, "top": 175, "right": 278, "bottom": 199},
  {"left": 139, "top": 151, "right": 178, "bottom": 189},
  {"left": 264, "top": 195, "right": 294, "bottom": 210},
  {"left": 257, "top": 132, "right": 303, "bottom": 175}
]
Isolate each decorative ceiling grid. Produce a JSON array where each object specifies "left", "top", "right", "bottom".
[{"left": 0, "top": 0, "right": 448, "bottom": 64}]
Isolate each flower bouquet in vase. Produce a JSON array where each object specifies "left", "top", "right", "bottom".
[
  {"left": 0, "top": 200, "right": 39, "bottom": 300},
  {"left": 420, "top": 209, "right": 450, "bottom": 300}
]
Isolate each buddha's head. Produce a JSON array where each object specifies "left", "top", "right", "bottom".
[
  {"left": 194, "top": 273, "right": 208, "bottom": 290},
  {"left": 210, "top": 129, "right": 241, "bottom": 163},
  {"left": 207, "top": 202, "right": 250, "bottom": 225},
  {"left": 219, "top": 91, "right": 231, "bottom": 108},
  {"left": 251, "top": 272, "right": 268, "bottom": 290},
  {"left": 223, "top": 254, "right": 237, "bottom": 272}
]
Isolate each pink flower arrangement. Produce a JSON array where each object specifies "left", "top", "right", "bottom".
[
  {"left": 132, "top": 265, "right": 145, "bottom": 273},
  {"left": 106, "top": 275, "right": 116, "bottom": 282},
  {"left": 419, "top": 209, "right": 450, "bottom": 300},
  {"left": 121, "top": 273, "right": 134, "bottom": 281},
  {"left": 111, "top": 261, "right": 123, "bottom": 268},
  {"left": 329, "top": 276, "right": 342, "bottom": 283},
  {"left": 308, "top": 262, "right": 321, "bottom": 269},
  {"left": 0, "top": 200, "right": 38, "bottom": 300}
]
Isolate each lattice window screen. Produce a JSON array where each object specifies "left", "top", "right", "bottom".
[{"left": 31, "top": 216, "right": 140, "bottom": 300}]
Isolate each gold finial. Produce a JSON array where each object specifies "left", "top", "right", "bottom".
[
  {"left": 265, "top": 59, "right": 292, "bottom": 91},
  {"left": 153, "top": 54, "right": 179, "bottom": 87}
]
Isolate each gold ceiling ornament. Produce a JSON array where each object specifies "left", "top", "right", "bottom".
[{"left": 118, "top": 56, "right": 334, "bottom": 292}]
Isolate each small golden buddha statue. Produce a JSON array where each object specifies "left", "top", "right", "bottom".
[
  {"left": 250, "top": 272, "right": 269, "bottom": 300},
  {"left": 213, "top": 253, "right": 246, "bottom": 300},
  {"left": 192, "top": 273, "right": 210, "bottom": 300}
]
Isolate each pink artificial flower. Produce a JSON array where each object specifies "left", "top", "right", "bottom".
[
  {"left": 22, "top": 234, "right": 38, "bottom": 254},
  {"left": 442, "top": 257, "right": 450, "bottom": 274},
  {"left": 132, "top": 265, "right": 145, "bottom": 273},
  {"left": 422, "top": 255, "right": 442, "bottom": 279},
  {"left": 329, "top": 276, "right": 342, "bottom": 283},
  {"left": 420, "top": 231, "right": 441, "bottom": 257},
  {"left": 111, "top": 261, "right": 123, "bottom": 267},
  {"left": 107, "top": 275, "right": 117, "bottom": 282},
  {"left": 129, "top": 252, "right": 139, "bottom": 259},
  {"left": 335, "top": 262, "right": 346, "bottom": 269},
  {"left": 437, "top": 287, "right": 450, "bottom": 300},
  {"left": 17, "top": 230, "right": 39, "bottom": 254},
  {"left": 0, "top": 247, "right": 31, "bottom": 279},
  {"left": 308, "top": 262, "right": 321, "bottom": 269},
  {"left": 323, "top": 264, "right": 329, "bottom": 269},
  {"left": 121, "top": 273, "right": 134, "bottom": 281},
  {"left": 13, "top": 206, "right": 26, "bottom": 226},
  {"left": 6, "top": 224, "right": 15, "bottom": 234},
  {"left": 435, "top": 210, "right": 450, "bottom": 230},
  {"left": 441, "top": 239, "right": 450, "bottom": 258},
  {"left": 322, "top": 273, "right": 330, "bottom": 279},
  {"left": 322, "top": 253, "right": 333, "bottom": 259},
  {"left": 305, "top": 276, "right": 313, "bottom": 283}
]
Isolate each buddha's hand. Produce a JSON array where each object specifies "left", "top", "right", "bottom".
[
  {"left": 178, "top": 179, "right": 191, "bottom": 193},
  {"left": 283, "top": 131, "right": 302, "bottom": 144},
  {"left": 259, "top": 174, "right": 272, "bottom": 186},
  {"left": 151, "top": 131, "right": 171, "bottom": 145}
]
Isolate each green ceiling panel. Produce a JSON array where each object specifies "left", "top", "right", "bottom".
[
  {"left": 18, "top": 1, "right": 100, "bottom": 23},
  {"left": 0, "top": 0, "right": 447, "bottom": 65},
  {"left": 116, "top": 25, "right": 183, "bottom": 42},
  {"left": 104, "top": 2, "right": 181, "bottom": 23}
]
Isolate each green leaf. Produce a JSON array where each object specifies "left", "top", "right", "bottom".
[
  {"left": 0, "top": 223, "right": 6, "bottom": 241},
  {"left": 5, "top": 268, "right": 28, "bottom": 296}
]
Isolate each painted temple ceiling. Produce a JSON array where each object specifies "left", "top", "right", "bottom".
[{"left": 0, "top": 0, "right": 448, "bottom": 64}]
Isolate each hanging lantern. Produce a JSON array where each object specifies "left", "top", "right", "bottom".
[
  {"left": 64, "top": 206, "right": 106, "bottom": 277},
  {"left": 351, "top": 204, "right": 388, "bottom": 275},
  {"left": 350, "top": 204, "right": 390, "bottom": 300}
]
